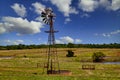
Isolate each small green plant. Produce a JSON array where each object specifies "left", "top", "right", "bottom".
[
  {"left": 66, "top": 50, "right": 74, "bottom": 57},
  {"left": 92, "top": 52, "right": 106, "bottom": 62}
]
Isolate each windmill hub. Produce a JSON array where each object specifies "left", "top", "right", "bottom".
[{"left": 41, "top": 8, "right": 55, "bottom": 25}]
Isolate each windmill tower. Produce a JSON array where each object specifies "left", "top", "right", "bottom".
[{"left": 41, "top": 8, "right": 60, "bottom": 74}]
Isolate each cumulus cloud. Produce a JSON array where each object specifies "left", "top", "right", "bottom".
[
  {"left": 95, "top": 29, "right": 120, "bottom": 37},
  {"left": 99, "top": 0, "right": 120, "bottom": 11},
  {"left": 64, "top": 18, "right": 71, "bottom": 24},
  {"left": 75, "top": 39, "right": 82, "bottom": 43},
  {"left": 0, "top": 23, "right": 6, "bottom": 34},
  {"left": 11, "top": 3, "right": 26, "bottom": 17},
  {"left": 78, "top": 0, "right": 98, "bottom": 12},
  {"left": 78, "top": 0, "right": 120, "bottom": 12},
  {"left": 0, "top": 16, "right": 44, "bottom": 35},
  {"left": 110, "top": 29, "right": 120, "bottom": 35},
  {"left": 102, "top": 33, "right": 111, "bottom": 37},
  {"left": 4, "top": 39, "right": 24, "bottom": 45},
  {"left": 55, "top": 39, "right": 64, "bottom": 44},
  {"left": 56, "top": 36, "right": 82, "bottom": 44},
  {"left": 35, "top": 16, "right": 43, "bottom": 22},
  {"left": 80, "top": 13, "right": 90, "bottom": 18},
  {"left": 99, "top": 0, "right": 111, "bottom": 9},
  {"left": 50, "top": 0, "right": 78, "bottom": 16},
  {"left": 56, "top": 36, "right": 74, "bottom": 44},
  {"left": 32, "top": 2, "right": 46, "bottom": 22},
  {"left": 111, "top": 0, "right": 120, "bottom": 11},
  {"left": 60, "top": 36, "right": 74, "bottom": 43},
  {"left": 32, "top": 2, "right": 46, "bottom": 15}
]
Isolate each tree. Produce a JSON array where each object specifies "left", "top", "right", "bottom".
[
  {"left": 67, "top": 43, "right": 74, "bottom": 48},
  {"left": 92, "top": 52, "right": 106, "bottom": 62}
]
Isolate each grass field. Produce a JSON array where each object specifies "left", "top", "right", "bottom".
[{"left": 0, "top": 48, "right": 120, "bottom": 80}]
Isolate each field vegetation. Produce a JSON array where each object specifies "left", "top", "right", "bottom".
[
  {"left": 0, "top": 48, "right": 120, "bottom": 80},
  {"left": 0, "top": 43, "right": 120, "bottom": 50}
]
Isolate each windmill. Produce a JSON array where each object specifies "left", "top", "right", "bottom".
[{"left": 41, "top": 8, "right": 60, "bottom": 74}]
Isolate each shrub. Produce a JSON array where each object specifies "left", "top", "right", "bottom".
[
  {"left": 66, "top": 50, "right": 74, "bottom": 57},
  {"left": 92, "top": 52, "right": 106, "bottom": 62}
]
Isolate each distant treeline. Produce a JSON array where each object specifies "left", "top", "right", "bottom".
[{"left": 0, "top": 43, "right": 120, "bottom": 50}]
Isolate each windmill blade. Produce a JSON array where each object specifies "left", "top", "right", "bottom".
[
  {"left": 43, "top": 19, "right": 46, "bottom": 23},
  {"left": 41, "top": 14, "right": 46, "bottom": 17},
  {"left": 44, "top": 20, "right": 47, "bottom": 23},
  {"left": 41, "top": 8, "right": 53, "bottom": 25},
  {"left": 45, "top": 20, "right": 47, "bottom": 23},
  {"left": 43, "top": 18, "right": 46, "bottom": 22},
  {"left": 46, "top": 21, "right": 49, "bottom": 24},
  {"left": 44, "top": 20, "right": 48, "bottom": 24},
  {"left": 42, "top": 18, "right": 49, "bottom": 24},
  {"left": 41, "top": 12, "right": 46, "bottom": 15},
  {"left": 41, "top": 12, "right": 46, "bottom": 17}
]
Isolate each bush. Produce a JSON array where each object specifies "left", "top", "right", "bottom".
[
  {"left": 92, "top": 52, "right": 106, "bottom": 62},
  {"left": 66, "top": 50, "right": 74, "bottom": 57}
]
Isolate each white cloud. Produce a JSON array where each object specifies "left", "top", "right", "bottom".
[
  {"left": 102, "top": 33, "right": 111, "bottom": 37},
  {"left": 80, "top": 13, "right": 90, "bottom": 18},
  {"left": 56, "top": 36, "right": 82, "bottom": 44},
  {"left": 64, "top": 18, "right": 71, "bottom": 24},
  {"left": 11, "top": 3, "right": 26, "bottom": 17},
  {"left": 15, "top": 40, "right": 24, "bottom": 43},
  {"left": 111, "top": 0, "right": 120, "bottom": 11},
  {"left": 16, "top": 33, "right": 22, "bottom": 36},
  {"left": 110, "top": 29, "right": 120, "bottom": 35},
  {"left": 95, "top": 29, "right": 120, "bottom": 37},
  {"left": 32, "top": 2, "right": 46, "bottom": 15},
  {"left": 0, "top": 23, "right": 6, "bottom": 34},
  {"left": 78, "top": 0, "right": 120, "bottom": 12},
  {"left": 99, "top": 0, "right": 111, "bottom": 9},
  {"left": 60, "top": 36, "right": 74, "bottom": 43},
  {"left": 0, "top": 22, "right": 13, "bottom": 33},
  {"left": 0, "top": 16, "right": 44, "bottom": 35},
  {"left": 75, "top": 39, "right": 82, "bottom": 43},
  {"left": 32, "top": 2, "right": 46, "bottom": 22},
  {"left": 55, "top": 39, "right": 64, "bottom": 44},
  {"left": 4, "top": 39, "right": 24, "bottom": 45},
  {"left": 50, "top": 0, "right": 78, "bottom": 16},
  {"left": 78, "top": 0, "right": 98, "bottom": 12},
  {"left": 35, "top": 16, "right": 43, "bottom": 22},
  {"left": 4, "top": 40, "right": 11, "bottom": 43}
]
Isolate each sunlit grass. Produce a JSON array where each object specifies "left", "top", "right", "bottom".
[{"left": 0, "top": 48, "right": 120, "bottom": 79}]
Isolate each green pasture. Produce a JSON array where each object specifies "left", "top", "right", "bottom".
[{"left": 0, "top": 48, "right": 120, "bottom": 80}]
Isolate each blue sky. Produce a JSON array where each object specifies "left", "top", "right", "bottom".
[{"left": 0, "top": 0, "right": 120, "bottom": 45}]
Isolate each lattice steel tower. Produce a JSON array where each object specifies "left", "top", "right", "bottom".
[{"left": 41, "top": 8, "right": 60, "bottom": 74}]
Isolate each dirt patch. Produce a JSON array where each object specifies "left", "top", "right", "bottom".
[{"left": 47, "top": 70, "right": 72, "bottom": 75}]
